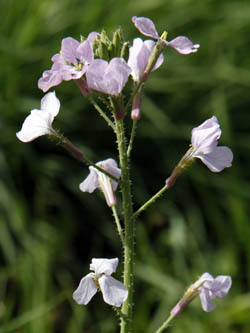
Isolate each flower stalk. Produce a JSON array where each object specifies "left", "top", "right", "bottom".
[{"left": 114, "top": 116, "right": 135, "bottom": 333}]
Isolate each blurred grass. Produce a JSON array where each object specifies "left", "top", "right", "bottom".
[{"left": 0, "top": 0, "right": 250, "bottom": 332}]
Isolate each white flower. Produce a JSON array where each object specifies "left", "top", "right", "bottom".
[
  {"left": 196, "top": 272, "right": 232, "bottom": 312},
  {"left": 73, "top": 258, "right": 128, "bottom": 307},
  {"left": 16, "top": 92, "right": 60, "bottom": 142},
  {"left": 79, "top": 158, "right": 121, "bottom": 207},
  {"left": 190, "top": 116, "right": 233, "bottom": 172}
]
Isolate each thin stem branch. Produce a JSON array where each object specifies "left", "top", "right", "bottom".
[
  {"left": 134, "top": 184, "right": 169, "bottom": 218},
  {"left": 89, "top": 96, "right": 116, "bottom": 131},
  {"left": 127, "top": 120, "right": 137, "bottom": 158},
  {"left": 155, "top": 314, "right": 174, "bottom": 333},
  {"left": 112, "top": 205, "right": 125, "bottom": 245}
]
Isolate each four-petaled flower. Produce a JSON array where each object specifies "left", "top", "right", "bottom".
[
  {"left": 128, "top": 37, "right": 164, "bottom": 83},
  {"left": 132, "top": 16, "right": 200, "bottom": 55},
  {"left": 171, "top": 272, "right": 232, "bottom": 317},
  {"left": 190, "top": 116, "right": 233, "bottom": 172},
  {"left": 38, "top": 33, "right": 98, "bottom": 92},
  {"left": 79, "top": 158, "right": 121, "bottom": 207},
  {"left": 86, "top": 58, "right": 131, "bottom": 95},
  {"left": 73, "top": 258, "right": 128, "bottom": 307},
  {"left": 16, "top": 91, "right": 60, "bottom": 142}
]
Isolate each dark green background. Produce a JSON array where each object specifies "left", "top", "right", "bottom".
[{"left": 1, "top": 0, "right": 250, "bottom": 332}]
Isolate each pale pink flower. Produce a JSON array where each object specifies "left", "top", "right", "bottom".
[
  {"left": 132, "top": 16, "right": 200, "bottom": 55},
  {"left": 171, "top": 272, "right": 232, "bottom": 317},
  {"left": 190, "top": 116, "right": 233, "bottom": 172},
  {"left": 73, "top": 258, "right": 128, "bottom": 307},
  {"left": 79, "top": 158, "right": 121, "bottom": 207},
  {"left": 38, "top": 33, "right": 98, "bottom": 92}
]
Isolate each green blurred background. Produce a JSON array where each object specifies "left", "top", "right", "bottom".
[{"left": 1, "top": 0, "right": 250, "bottom": 332}]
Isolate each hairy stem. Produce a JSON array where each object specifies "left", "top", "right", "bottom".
[
  {"left": 134, "top": 184, "right": 169, "bottom": 218},
  {"left": 115, "top": 118, "right": 134, "bottom": 333}
]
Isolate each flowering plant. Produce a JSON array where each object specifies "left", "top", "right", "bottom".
[{"left": 17, "top": 16, "right": 233, "bottom": 332}]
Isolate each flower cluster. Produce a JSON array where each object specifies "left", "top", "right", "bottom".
[{"left": 16, "top": 16, "right": 233, "bottom": 322}]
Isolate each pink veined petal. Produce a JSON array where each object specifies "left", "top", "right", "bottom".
[
  {"left": 72, "top": 273, "right": 98, "bottom": 305},
  {"left": 167, "top": 36, "right": 200, "bottom": 54},
  {"left": 99, "top": 274, "right": 128, "bottom": 307},
  {"left": 38, "top": 69, "right": 64, "bottom": 92},
  {"left": 195, "top": 146, "right": 233, "bottom": 172},
  {"left": 199, "top": 288, "right": 217, "bottom": 312},
  {"left": 40, "top": 91, "right": 60, "bottom": 117},
  {"left": 132, "top": 16, "right": 159, "bottom": 39},
  {"left": 79, "top": 168, "right": 99, "bottom": 193},
  {"left": 90, "top": 258, "right": 118, "bottom": 276},
  {"left": 86, "top": 58, "right": 131, "bottom": 95},
  {"left": 76, "top": 40, "right": 94, "bottom": 65},
  {"left": 86, "top": 59, "right": 109, "bottom": 92},
  {"left": 106, "top": 58, "right": 131, "bottom": 95},
  {"left": 16, "top": 109, "right": 54, "bottom": 142},
  {"left": 61, "top": 37, "right": 80, "bottom": 64}
]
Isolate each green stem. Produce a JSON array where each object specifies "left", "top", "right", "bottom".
[
  {"left": 112, "top": 205, "right": 125, "bottom": 245},
  {"left": 127, "top": 120, "right": 137, "bottom": 158},
  {"left": 155, "top": 314, "right": 174, "bottom": 333},
  {"left": 89, "top": 96, "right": 115, "bottom": 131},
  {"left": 134, "top": 184, "right": 169, "bottom": 218},
  {"left": 114, "top": 118, "right": 134, "bottom": 333}
]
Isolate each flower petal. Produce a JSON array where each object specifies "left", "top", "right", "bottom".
[
  {"left": 86, "top": 57, "right": 131, "bottom": 95},
  {"left": 61, "top": 37, "right": 80, "bottom": 64},
  {"left": 76, "top": 40, "right": 94, "bottom": 65},
  {"left": 209, "top": 275, "right": 232, "bottom": 298},
  {"left": 16, "top": 109, "right": 55, "bottom": 142},
  {"left": 99, "top": 275, "right": 128, "bottom": 307},
  {"left": 195, "top": 146, "right": 233, "bottom": 172},
  {"left": 132, "top": 16, "right": 159, "bottom": 39},
  {"left": 40, "top": 91, "right": 60, "bottom": 117},
  {"left": 72, "top": 273, "right": 98, "bottom": 305},
  {"left": 199, "top": 288, "right": 217, "bottom": 312},
  {"left": 167, "top": 36, "right": 200, "bottom": 54},
  {"left": 90, "top": 258, "right": 118, "bottom": 276},
  {"left": 38, "top": 68, "right": 64, "bottom": 93},
  {"left": 79, "top": 168, "right": 99, "bottom": 193}
]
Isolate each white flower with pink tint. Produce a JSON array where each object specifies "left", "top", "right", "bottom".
[
  {"left": 16, "top": 92, "right": 60, "bottom": 142},
  {"left": 73, "top": 258, "right": 128, "bottom": 307},
  {"left": 79, "top": 158, "right": 121, "bottom": 207},
  {"left": 190, "top": 116, "right": 233, "bottom": 172},
  {"left": 132, "top": 16, "right": 200, "bottom": 55}
]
